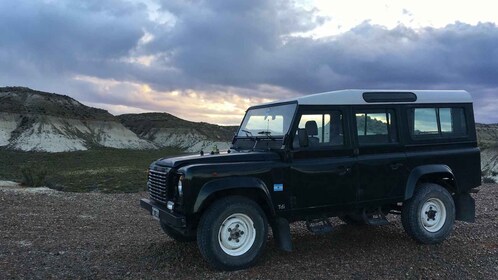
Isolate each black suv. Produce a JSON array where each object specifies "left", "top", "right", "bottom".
[{"left": 140, "top": 90, "right": 480, "bottom": 270}]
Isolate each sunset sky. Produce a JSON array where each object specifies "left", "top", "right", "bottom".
[{"left": 1, "top": 0, "right": 497, "bottom": 125}]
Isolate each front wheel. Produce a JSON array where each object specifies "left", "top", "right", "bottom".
[
  {"left": 197, "top": 196, "right": 268, "bottom": 271},
  {"left": 401, "top": 183, "right": 455, "bottom": 244}
]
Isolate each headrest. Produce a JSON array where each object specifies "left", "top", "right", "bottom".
[{"left": 305, "top": 121, "right": 318, "bottom": 135}]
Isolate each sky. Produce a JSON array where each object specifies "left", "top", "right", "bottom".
[{"left": 0, "top": 0, "right": 497, "bottom": 125}]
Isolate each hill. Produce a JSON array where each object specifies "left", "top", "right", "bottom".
[
  {"left": 476, "top": 123, "right": 498, "bottom": 149},
  {"left": 0, "top": 87, "right": 154, "bottom": 152},
  {"left": 0, "top": 87, "right": 237, "bottom": 153},
  {"left": 119, "top": 113, "right": 237, "bottom": 152},
  {"left": 477, "top": 124, "right": 498, "bottom": 182},
  {"left": 0, "top": 86, "right": 114, "bottom": 120}
]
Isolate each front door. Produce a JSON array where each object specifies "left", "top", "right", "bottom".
[{"left": 289, "top": 108, "right": 357, "bottom": 213}]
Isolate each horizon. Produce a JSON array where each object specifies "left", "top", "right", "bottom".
[
  {"left": 1, "top": 1, "right": 497, "bottom": 125},
  {"left": 2, "top": 85, "right": 497, "bottom": 126}
]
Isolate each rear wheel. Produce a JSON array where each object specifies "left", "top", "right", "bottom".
[
  {"left": 401, "top": 183, "right": 455, "bottom": 244},
  {"left": 160, "top": 222, "right": 196, "bottom": 242},
  {"left": 197, "top": 196, "right": 268, "bottom": 271}
]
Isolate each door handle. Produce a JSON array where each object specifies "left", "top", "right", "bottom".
[
  {"left": 390, "top": 163, "right": 404, "bottom": 170},
  {"left": 336, "top": 166, "right": 352, "bottom": 176}
]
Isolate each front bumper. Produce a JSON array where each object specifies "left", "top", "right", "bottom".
[{"left": 140, "top": 198, "right": 187, "bottom": 228}]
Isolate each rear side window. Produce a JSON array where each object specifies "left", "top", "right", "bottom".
[
  {"left": 413, "top": 108, "right": 438, "bottom": 135},
  {"left": 410, "top": 107, "right": 467, "bottom": 138},
  {"left": 355, "top": 110, "right": 397, "bottom": 145}
]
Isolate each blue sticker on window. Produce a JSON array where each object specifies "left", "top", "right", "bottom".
[{"left": 273, "top": 184, "right": 283, "bottom": 192}]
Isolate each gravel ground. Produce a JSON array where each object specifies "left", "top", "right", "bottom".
[{"left": 1, "top": 184, "right": 497, "bottom": 279}]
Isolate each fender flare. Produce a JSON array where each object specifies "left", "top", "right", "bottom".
[
  {"left": 404, "top": 164, "right": 456, "bottom": 200},
  {"left": 193, "top": 176, "right": 275, "bottom": 216}
]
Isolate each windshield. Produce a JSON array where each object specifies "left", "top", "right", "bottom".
[{"left": 237, "top": 103, "right": 297, "bottom": 137}]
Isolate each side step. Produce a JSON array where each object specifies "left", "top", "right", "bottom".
[
  {"left": 362, "top": 208, "right": 389, "bottom": 226},
  {"left": 306, "top": 218, "right": 334, "bottom": 235}
]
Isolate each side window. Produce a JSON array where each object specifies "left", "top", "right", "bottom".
[
  {"left": 355, "top": 110, "right": 397, "bottom": 145},
  {"left": 294, "top": 111, "right": 343, "bottom": 148},
  {"left": 439, "top": 108, "right": 452, "bottom": 133},
  {"left": 410, "top": 107, "right": 467, "bottom": 138},
  {"left": 413, "top": 108, "right": 438, "bottom": 135},
  {"left": 440, "top": 108, "right": 467, "bottom": 136}
]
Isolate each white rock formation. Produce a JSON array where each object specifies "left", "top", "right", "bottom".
[
  {"left": 481, "top": 148, "right": 498, "bottom": 182},
  {"left": 0, "top": 113, "right": 20, "bottom": 146},
  {"left": 142, "top": 127, "right": 230, "bottom": 152},
  {"left": 1, "top": 87, "right": 231, "bottom": 153},
  {"left": 5, "top": 114, "right": 155, "bottom": 152},
  {"left": 86, "top": 120, "right": 156, "bottom": 149}
]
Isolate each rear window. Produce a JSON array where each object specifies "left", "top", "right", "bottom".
[{"left": 409, "top": 107, "right": 467, "bottom": 138}]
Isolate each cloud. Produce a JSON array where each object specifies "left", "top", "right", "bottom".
[
  {"left": 0, "top": 0, "right": 497, "bottom": 124},
  {"left": 72, "top": 74, "right": 291, "bottom": 125}
]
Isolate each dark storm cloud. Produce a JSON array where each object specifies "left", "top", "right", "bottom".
[
  {"left": 266, "top": 22, "right": 498, "bottom": 92},
  {"left": 0, "top": 0, "right": 149, "bottom": 77},
  {"left": 152, "top": 1, "right": 498, "bottom": 98},
  {"left": 0, "top": 0, "right": 497, "bottom": 123},
  {"left": 148, "top": 0, "right": 324, "bottom": 90}
]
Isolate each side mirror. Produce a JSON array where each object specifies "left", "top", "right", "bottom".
[{"left": 297, "top": 128, "right": 308, "bottom": 148}]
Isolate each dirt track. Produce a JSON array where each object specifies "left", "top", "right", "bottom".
[{"left": 1, "top": 185, "right": 497, "bottom": 279}]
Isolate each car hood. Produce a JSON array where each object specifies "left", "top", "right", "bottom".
[{"left": 153, "top": 151, "right": 281, "bottom": 169}]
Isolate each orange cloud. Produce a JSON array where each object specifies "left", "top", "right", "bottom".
[{"left": 73, "top": 75, "right": 296, "bottom": 125}]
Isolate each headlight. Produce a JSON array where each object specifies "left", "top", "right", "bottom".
[{"left": 177, "top": 175, "right": 184, "bottom": 197}]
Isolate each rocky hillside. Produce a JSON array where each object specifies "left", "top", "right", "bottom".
[
  {"left": 481, "top": 148, "right": 498, "bottom": 181},
  {"left": 0, "top": 87, "right": 114, "bottom": 120},
  {"left": 0, "top": 87, "right": 237, "bottom": 153},
  {"left": 477, "top": 124, "right": 498, "bottom": 182},
  {"left": 476, "top": 123, "right": 498, "bottom": 149},
  {"left": 119, "top": 113, "right": 237, "bottom": 152},
  {"left": 0, "top": 87, "right": 155, "bottom": 152}
]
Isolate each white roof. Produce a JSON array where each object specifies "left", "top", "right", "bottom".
[{"left": 261, "top": 89, "right": 472, "bottom": 106}]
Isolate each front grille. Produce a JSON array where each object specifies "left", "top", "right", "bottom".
[{"left": 148, "top": 169, "right": 169, "bottom": 204}]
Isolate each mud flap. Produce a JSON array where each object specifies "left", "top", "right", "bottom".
[
  {"left": 271, "top": 217, "right": 292, "bottom": 252},
  {"left": 453, "top": 193, "right": 475, "bottom": 223}
]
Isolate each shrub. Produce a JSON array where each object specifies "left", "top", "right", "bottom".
[{"left": 20, "top": 165, "right": 48, "bottom": 187}]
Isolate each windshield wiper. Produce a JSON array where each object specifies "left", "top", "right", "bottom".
[
  {"left": 241, "top": 129, "right": 253, "bottom": 137},
  {"left": 257, "top": 131, "right": 278, "bottom": 140},
  {"left": 237, "top": 130, "right": 277, "bottom": 151},
  {"left": 237, "top": 129, "right": 259, "bottom": 150}
]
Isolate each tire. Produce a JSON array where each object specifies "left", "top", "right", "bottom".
[
  {"left": 401, "top": 183, "right": 455, "bottom": 244},
  {"left": 339, "top": 213, "right": 366, "bottom": 225},
  {"left": 160, "top": 222, "right": 196, "bottom": 242},
  {"left": 197, "top": 196, "right": 268, "bottom": 271}
]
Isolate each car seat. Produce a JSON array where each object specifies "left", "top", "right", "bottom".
[{"left": 305, "top": 121, "right": 320, "bottom": 146}]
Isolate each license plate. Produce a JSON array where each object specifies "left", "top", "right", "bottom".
[{"left": 151, "top": 207, "right": 160, "bottom": 221}]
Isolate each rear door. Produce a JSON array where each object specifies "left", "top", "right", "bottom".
[
  {"left": 353, "top": 107, "right": 409, "bottom": 205},
  {"left": 289, "top": 106, "right": 357, "bottom": 212}
]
